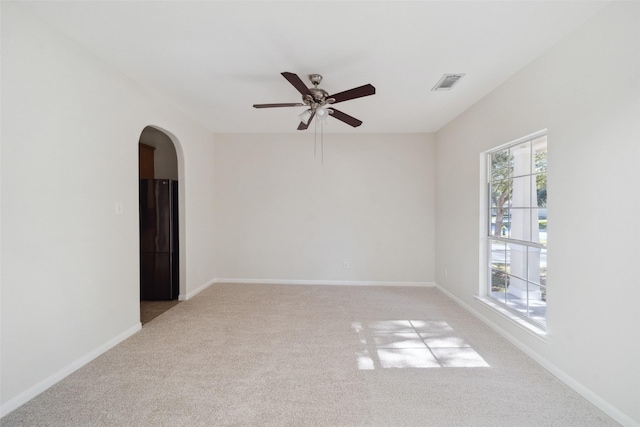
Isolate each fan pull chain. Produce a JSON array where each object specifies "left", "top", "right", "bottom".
[
  {"left": 321, "top": 121, "right": 324, "bottom": 165},
  {"left": 312, "top": 115, "right": 324, "bottom": 165}
]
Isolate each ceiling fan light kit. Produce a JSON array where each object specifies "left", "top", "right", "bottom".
[
  {"left": 253, "top": 72, "right": 376, "bottom": 130},
  {"left": 298, "top": 109, "right": 312, "bottom": 125}
]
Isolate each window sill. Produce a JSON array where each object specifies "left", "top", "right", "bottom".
[{"left": 474, "top": 296, "right": 548, "bottom": 343}]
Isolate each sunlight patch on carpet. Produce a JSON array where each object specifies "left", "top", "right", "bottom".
[{"left": 353, "top": 320, "right": 489, "bottom": 370}]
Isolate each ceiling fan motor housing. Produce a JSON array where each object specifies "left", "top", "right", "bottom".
[
  {"left": 310, "top": 88, "right": 329, "bottom": 102},
  {"left": 306, "top": 74, "right": 330, "bottom": 104}
]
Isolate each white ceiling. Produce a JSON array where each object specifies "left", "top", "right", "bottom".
[{"left": 17, "top": 1, "right": 609, "bottom": 133}]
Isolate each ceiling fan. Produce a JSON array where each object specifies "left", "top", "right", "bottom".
[{"left": 253, "top": 72, "right": 376, "bottom": 130}]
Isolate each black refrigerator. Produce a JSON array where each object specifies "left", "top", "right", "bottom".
[{"left": 139, "top": 179, "right": 179, "bottom": 300}]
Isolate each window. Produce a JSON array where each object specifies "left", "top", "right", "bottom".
[{"left": 486, "top": 132, "right": 547, "bottom": 329}]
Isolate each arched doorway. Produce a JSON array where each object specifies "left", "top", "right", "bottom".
[{"left": 138, "top": 126, "right": 181, "bottom": 324}]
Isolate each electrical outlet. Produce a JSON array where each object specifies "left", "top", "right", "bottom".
[
  {"left": 343, "top": 261, "right": 349, "bottom": 269},
  {"left": 115, "top": 202, "right": 124, "bottom": 215}
]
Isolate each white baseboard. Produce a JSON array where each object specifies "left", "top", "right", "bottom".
[
  {"left": 178, "top": 278, "right": 434, "bottom": 301},
  {"left": 179, "top": 278, "right": 216, "bottom": 301},
  {"left": 0, "top": 323, "right": 141, "bottom": 418},
  {"left": 434, "top": 284, "right": 638, "bottom": 427},
  {"left": 212, "top": 278, "right": 435, "bottom": 287}
]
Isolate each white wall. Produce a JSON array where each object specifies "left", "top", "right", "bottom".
[
  {"left": 0, "top": 3, "right": 216, "bottom": 413},
  {"left": 213, "top": 133, "right": 435, "bottom": 284},
  {"left": 434, "top": 2, "right": 640, "bottom": 425}
]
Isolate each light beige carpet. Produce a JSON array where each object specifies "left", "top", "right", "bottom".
[{"left": 2, "top": 284, "right": 618, "bottom": 426}]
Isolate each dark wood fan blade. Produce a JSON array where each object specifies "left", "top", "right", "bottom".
[
  {"left": 281, "top": 72, "right": 312, "bottom": 96},
  {"left": 329, "top": 108, "right": 362, "bottom": 127},
  {"left": 297, "top": 112, "right": 315, "bottom": 130},
  {"left": 329, "top": 84, "right": 376, "bottom": 104},
  {"left": 253, "top": 103, "right": 305, "bottom": 108}
]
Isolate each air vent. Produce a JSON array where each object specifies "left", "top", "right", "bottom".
[{"left": 431, "top": 74, "right": 465, "bottom": 91}]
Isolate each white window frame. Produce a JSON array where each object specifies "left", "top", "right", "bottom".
[{"left": 478, "top": 130, "right": 547, "bottom": 336}]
